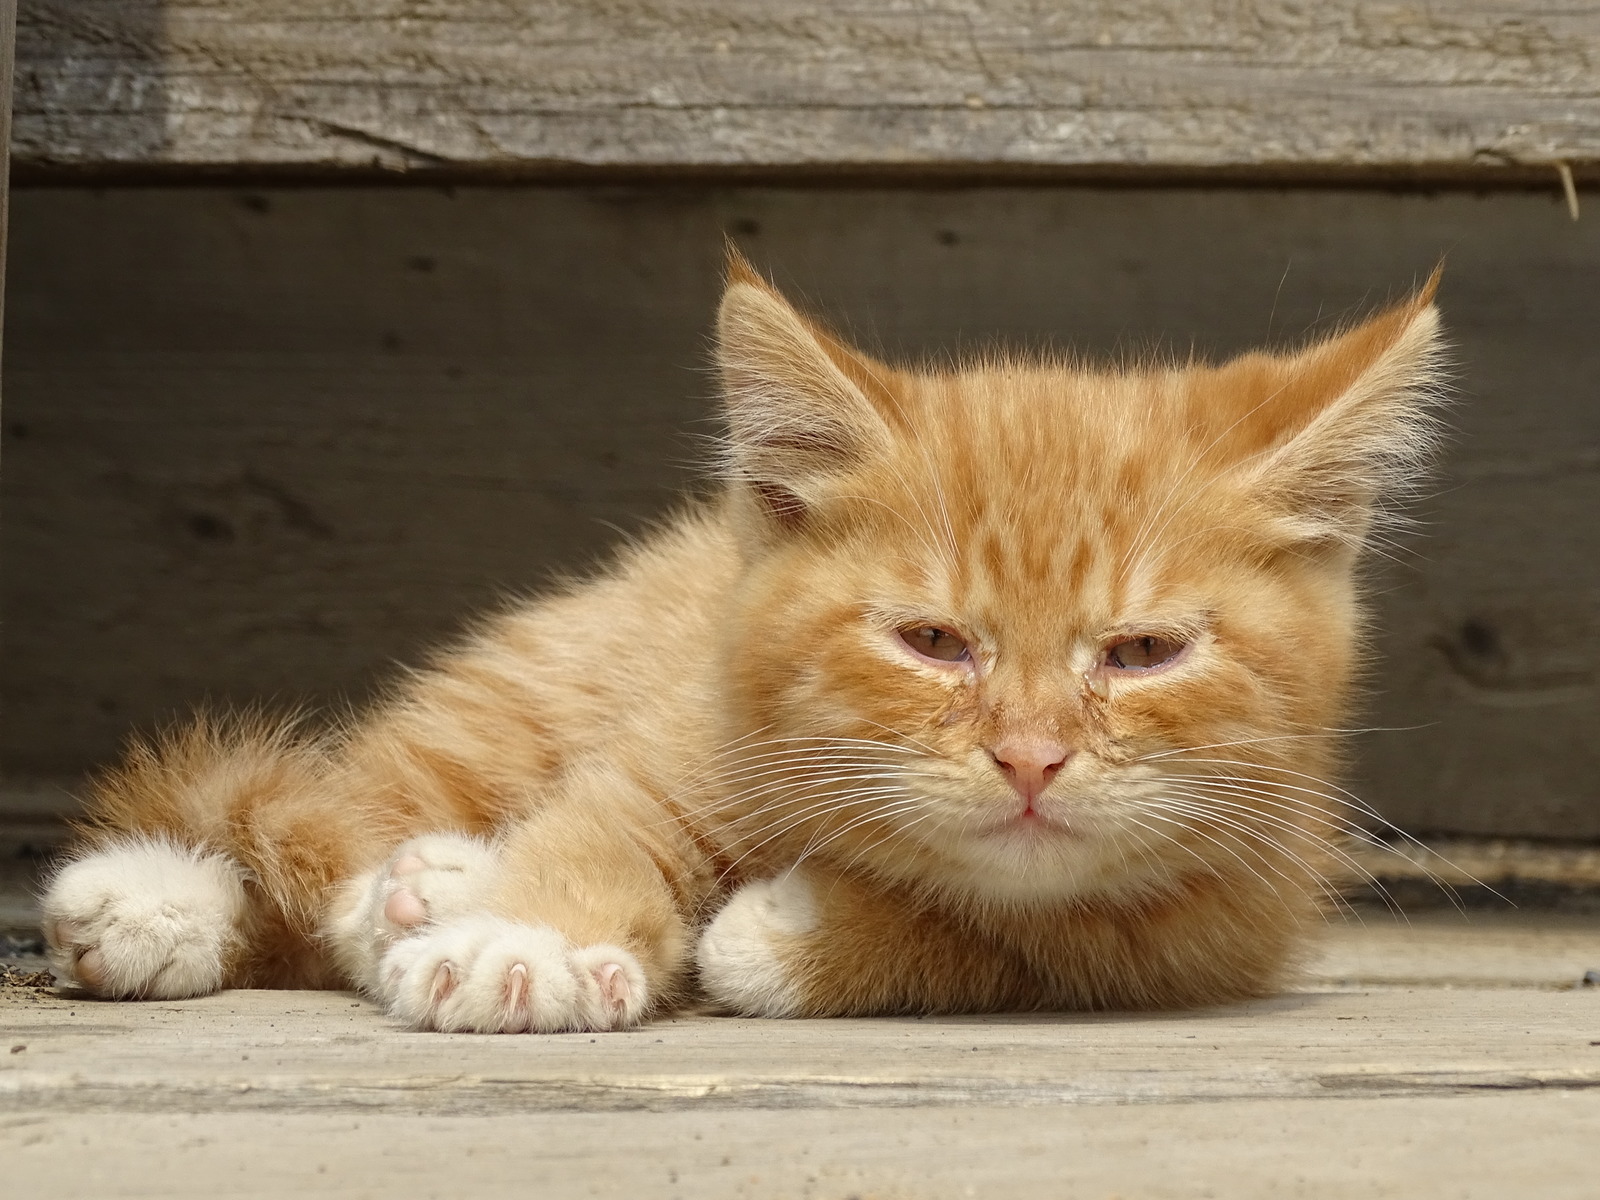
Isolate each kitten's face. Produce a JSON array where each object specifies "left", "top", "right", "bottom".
[{"left": 717, "top": 266, "right": 1442, "bottom": 905}]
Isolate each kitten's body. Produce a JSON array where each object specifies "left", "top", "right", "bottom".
[{"left": 42, "top": 260, "right": 1444, "bottom": 1031}]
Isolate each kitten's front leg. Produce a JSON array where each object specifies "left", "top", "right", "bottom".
[
  {"left": 696, "top": 867, "right": 1032, "bottom": 1017},
  {"left": 328, "top": 826, "right": 659, "bottom": 1033},
  {"left": 367, "top": 763, "right": 704, "bottom": 1033}
]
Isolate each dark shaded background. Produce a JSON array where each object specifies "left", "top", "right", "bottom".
[{"left": 2, "top": 185, "right": 1595, "bottom": 837}]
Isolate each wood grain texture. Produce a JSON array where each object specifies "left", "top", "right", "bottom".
[
  {"left": 3, "top": 924, "right": 1598, "bottom": 1195},
  {"left": 6, "top": 980, "right": 1600, "bottom": 1197},
  {"left": 6, "top": 1096, "right": 1600, "bottom": 1199},
  {"left": 14, "top": 1, "right": 1600, "bottom": 173},
  {"left": 2, "top": 185, "right": 1596, "bottom": 839},
  {"left": 4, "top": 980, "right": 1600, "bottom": 1115}
]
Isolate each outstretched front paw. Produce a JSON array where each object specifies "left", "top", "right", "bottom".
[
  {"left": 378, "top": 914, "right": 647, "bottom": 1033},
  {"left": 695, "top": 872, "right": 819, "bottom": 1017}
]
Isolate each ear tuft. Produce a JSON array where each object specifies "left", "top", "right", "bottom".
[{"left": 723, "top": 242, "right": 766, "bottom": 290}]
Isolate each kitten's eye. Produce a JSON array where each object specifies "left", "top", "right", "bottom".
[
  {"left": 899, "top": 625, "right": 972, "bottom": 664},
  {"left": 1106, "top": 635, "right": 1186, "bottom": 671}
]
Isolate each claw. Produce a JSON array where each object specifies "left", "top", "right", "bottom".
[
  {"left": 429, "top": 961, "right": 458, "bottom": 1005},
  {"left": 594, "top": 962, "right": 630, "bottom": 1011},
  {"left": 505, "top": 962, "right": 530, "bottom": 1013}
]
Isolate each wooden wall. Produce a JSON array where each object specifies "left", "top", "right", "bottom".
[
  {"left": 1, "top": 183, "right": 1596, "bottom": 840},
  {"left": 16, "top": 2, "right": 1600, "bottom": 176}
]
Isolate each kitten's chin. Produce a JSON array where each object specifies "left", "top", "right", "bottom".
[{"left": 934, "top": 825, "right": 1164, "bottom": 907}]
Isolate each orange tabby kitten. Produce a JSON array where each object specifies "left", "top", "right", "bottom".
[{"left": 41, "top": 256, "right": 1444, "bottom": 1031}]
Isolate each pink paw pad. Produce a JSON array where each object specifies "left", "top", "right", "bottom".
[
  {"left": 47, "top": 920, "right": 105, "bottom": 987},
  {"left": 384, "top": 887, "right": 429, "bottom": 928},
  {"left": 75, "top": 947, "right": 107, "bottom": 989}
]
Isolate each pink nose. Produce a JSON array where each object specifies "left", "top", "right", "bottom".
[{"left": 988, "top": 737, "right": 1071, "bottom": 802}]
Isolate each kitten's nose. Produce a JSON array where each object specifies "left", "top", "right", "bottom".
[{"left": 987, "top": 737, "right": 1071, "bottom": 802}]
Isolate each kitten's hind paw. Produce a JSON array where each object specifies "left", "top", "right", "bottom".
[
  {"left": 41, "top": 838, "right": 247, "bottom": 999},
  {"left": 378, "top": 914, "right": 647, "bottom": 1033}
]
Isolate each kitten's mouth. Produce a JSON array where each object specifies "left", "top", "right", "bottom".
[{"left": 987, "top": 806, "right": 1079, "bottom": 839}]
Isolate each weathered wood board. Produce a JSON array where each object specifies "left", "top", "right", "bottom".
[
  {"left": 1, "top": 184, "right": 1596, "bottom": 840},
  {"left": 15, "top": 1, "right": 1600, "bottom": 175},
  {"left": 3, "top": 986, "right": 1599, "bottom": 1114},
  {"left": 3, "top": 959, "right": 1599, "bottom": 1198},
  {"left": 5, "top": 1095, "right": 1600, "bottom": 1199}
]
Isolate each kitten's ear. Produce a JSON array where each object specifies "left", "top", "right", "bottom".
[
  {"left": 1238, "top": 270, "right": 1448, "bottom": 552},
  {"left": 716, "top": 254, "right": 894, "bottom": 530}
]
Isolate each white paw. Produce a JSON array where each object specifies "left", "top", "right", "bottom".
[
  {"left": 326, "top": 832, "right": 499, "bottom": 992},
  {"left": 378, "top": 914, "right": 648, "bottom": 1033},
  {"left": 41, "top": 838, "right": 246, "bottom": 999},
  {"left": 696, "top": 872, "right": 818, "bottom": 1017}
]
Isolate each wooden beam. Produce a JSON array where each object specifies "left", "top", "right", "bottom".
[{"left": 14, "top": 1, "right": 1600, "bottom": 175}]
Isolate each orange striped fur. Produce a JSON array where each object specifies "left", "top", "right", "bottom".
[{"left": 47, "top": 256, "right": 1446, "bottom": 1024}]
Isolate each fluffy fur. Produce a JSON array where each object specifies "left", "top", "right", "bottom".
[{"left": 43, "top": 256, "right": 1446, "bottom": 1031}]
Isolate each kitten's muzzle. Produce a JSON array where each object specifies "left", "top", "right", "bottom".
[{"left": 987, "top": 736, "right": 1072, "bottom": 807}]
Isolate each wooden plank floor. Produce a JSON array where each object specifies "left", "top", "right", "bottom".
[{"left": 3, "top": 914, "right": 1598, "bottom": 1198}]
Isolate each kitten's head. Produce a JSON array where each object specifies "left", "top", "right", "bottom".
[{"left": 713, "top": 255, "right": 1445, "bottom": 909}]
